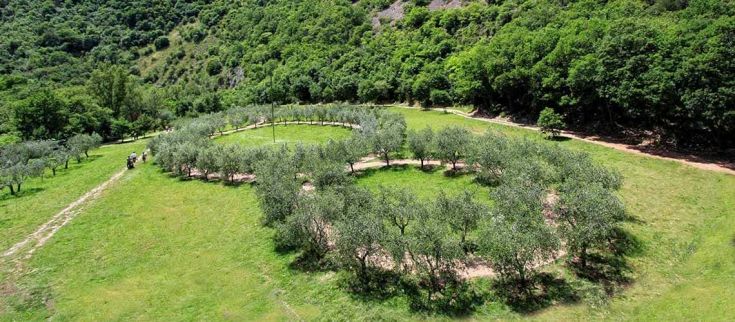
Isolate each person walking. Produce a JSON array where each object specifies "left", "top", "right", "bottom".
[{"left": 142, "top": 151, "right": 148, "bottom": 163}]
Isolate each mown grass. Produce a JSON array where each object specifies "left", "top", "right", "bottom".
[
  {"left": 214, "top": 124, "right": 352, "bottom": 146},
  {"left": 355, "top": 164, "right": 491, "bottom": 203},
  {"left": 2, "top": 108, "right": 734, "bottom": 320},
  {"left": 0, "top": 140, "right": 146, "bottom": 251}
]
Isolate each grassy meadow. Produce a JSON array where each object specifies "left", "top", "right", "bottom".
[
  {"left": 1, "top": 108, "right": 733, "bottom": 320},
  {"left": 0, "top": 140, "right": 147, "bottom": 251}
]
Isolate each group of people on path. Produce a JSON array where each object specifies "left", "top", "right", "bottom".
[{"left": 127, "top": 151, "right": 147, "bottom": 169}]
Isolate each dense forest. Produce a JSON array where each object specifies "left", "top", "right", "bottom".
[{"left": 1, "top": 0, "right": 733, "bottom": 149}]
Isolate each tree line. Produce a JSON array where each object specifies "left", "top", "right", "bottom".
[
  {"left": 148, "top": 105, "right": 628, "bottom": 312},
  {"left": 0, "top": 134, "right": 101, "bottom": 196},
  {"left": 2, "top": 0, "right": 732, "bottom": 149}
]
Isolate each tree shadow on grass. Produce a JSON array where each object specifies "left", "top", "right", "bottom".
[
  {"left": 492, "top": 273, "right": 580, "bottom": 314},
  {"left": 443, "top": 167, "right": 473, "bottom": 178},
  {"left": 403, "top": 276, "right": 487, "bottom": 317},
  {"left": 610, "top": 228, "right": 644, "bottom": 257},
  {"left": 547, "top": 136, "right": 572, "bottom": 142},
  {"left": 287, "top": 252, "right": 337, "bottom": 273},
  {"left": 569, "top": 230, "right": 640, "bottom": 295},
  {"left": 569, "top": 254, "right": 633, "bottom": 296},
  {"left": 0, "top": 187, "right": 46, "bottom": 202},
  {"left": 353, "top": 164, "right": 414, "bottom": 179},
  {"left": 341, "top": 269, "right": 403, "bottom": 302}
]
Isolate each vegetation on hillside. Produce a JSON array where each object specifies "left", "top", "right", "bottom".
[{"left": 1, "top": 0, "right": 733, "bottom": 149}]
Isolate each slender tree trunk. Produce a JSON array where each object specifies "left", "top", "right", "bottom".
[
  {"left": 16, "top": 183, "right": 21, "bottom": 193},
  {"left": 65, "top": 160, "right": 69, "bottom": 169},
  {"left": 349, "top": 163, "right": 354, "bottom": 173},
  {"left": 85, "top": 151, "right": 89, "bottom": 158},
  {"left": 52, "top": 168, "right": 56, "bottom": 176},
  {"left": 420, "top": 158, "right": 424, "bottom": 169},
  {"left": 9, "top": 184, "right": 15, "bottom": 195}
]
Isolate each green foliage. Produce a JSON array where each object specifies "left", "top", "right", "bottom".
[
  {"left": 555, "top": 183, "right": 626, "bottom": 267},
  {"left": 537, "top": 107, "right": 565, "bottom": 139},
  {"left": 480, "top": 182, "right": 560, "bottom": 288},
  {"left": 407, "top": 127, "right": 434, "bottom": 168},
  {"left": 154, "top": 36, "right": 170, "bottom": 50},
  {"left": 434, "top": 126, "right": 471, "bottom": 170},
  {"left": 437, "top": 190, "right": 487, "bottom": 252},
  {"left": 206, "top": 58, "right": 223, "bottom": 76},
  {"left": 254, "top": 152, "right": 301, "bottom": 225},
  {"left": 196, "top": 145, "right": 221, "bottom": 180}
]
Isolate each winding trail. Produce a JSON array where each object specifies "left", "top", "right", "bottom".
[{"left": 392, "top": 105, "right": 735, "bottom": 175}]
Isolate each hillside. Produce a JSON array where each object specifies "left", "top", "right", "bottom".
[{"left": 1, "top": 0, "right": 734, "bottom": 149}]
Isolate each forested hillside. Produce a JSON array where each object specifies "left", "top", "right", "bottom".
[{"left": 1, "top": 0, "right": 734, "bottom": 149}]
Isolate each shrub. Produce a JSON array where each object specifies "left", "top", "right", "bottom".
[
  {"left": 154, "top": 36, "right": 170, "bottom": 50},
  {"left": 537, "top": 107, "right": 565, "bottom": 139},
  {"left": 206, "top": 58, "right": 222, "bottom": 76}
]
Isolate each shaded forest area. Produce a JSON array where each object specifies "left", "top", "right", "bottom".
[{"left": 1, "top": 0, "right": 733, "bottom": 149}]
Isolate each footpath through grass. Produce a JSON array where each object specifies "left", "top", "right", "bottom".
[
  {"left": 2, "top": 109, "right": 734, "bottom": 320},
  {"left": 0, "top": 140, "right": 146, "bottom": 251}
]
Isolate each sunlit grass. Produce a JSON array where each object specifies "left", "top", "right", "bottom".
[
  {"left": 214, "top": 124, "right": 352, "bottom": 147},
  {"left": 0, "top": 139, "right": 146, "bottom": 251},
  {"left": 2, "top": 108, "right": 734, "bottom": 320}
]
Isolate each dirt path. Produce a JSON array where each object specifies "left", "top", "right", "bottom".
[
  {"left": 2, "top": 160, "right": 140, "bottom": 273},
  {"left": 392, "top": 105, "right": 735, "bottom": 176}
]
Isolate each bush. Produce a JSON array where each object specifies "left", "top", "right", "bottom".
[
  {"left": 206, "top": 58, "right": 222, "bottom": 76},
  {"left": 429, "top": 89, "right": 452, "bottom": 107},
  {"left": 153, "top": 36, "right": 170, "bottom": 50},
  {"left": 537, "top": 107, "right": 565, "bottom": 139}
]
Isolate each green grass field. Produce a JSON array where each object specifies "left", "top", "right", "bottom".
[
  {"left": 0, "top": 140, "right": 146, "bottom": 251},
  {"left": 1, "top": 108, "right": 734, "bottom": 320},
  {"left": 214, "top": 124, "right": 352, "bottom": 147}
]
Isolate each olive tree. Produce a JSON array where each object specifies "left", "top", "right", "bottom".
[
  {"left": 479, "top": 182, "right": 559, "bottom": 291},
  {"left": 555, "top": 183, "right": 626, "bottom": 267},
  {"left": 372, "top": 123, "right": 404, "bottom": 166},
  {"left": 406, "top": 205, "right": 464, "bottom": 298},
  {"left": 312, "top": 161, "right": 352, "bottom": 190},
  {"left": 335, "top": 210, "right": 386, "bottom": 288},
  {"left": 436, "top": 190, "right": 487, "bottom": 252},
  {"left": 173, "top": 142, "right": 200, "bottom": 177},
  {"left": 66, "top": 133, "right": 102, "bottom": 162},
  {"left": 467, "top": 131, "right": 510, "bottom": 184},
  {"left": 226, "top": 107, "right": 249, "bottom": 130},
  {"left": 196, "top": 145, "right": 221, "bottom": 180},
  {"left": 282, "top": 190, "right": 344, "bottom": 261},
  {"left": 46, "top": 147, "right": 71, "bottom": 175},
  {"left": 217, "top": 144, "right": 245, "bottom": 182},
  {"left": 407, "top": 127, "right": 434, "bottom": 169},
  {"left": 434, "top": 126, "right": 471, "bottom": 170},
  {"left": 255, "top": 155, "right": 301, "bottom": 225}
]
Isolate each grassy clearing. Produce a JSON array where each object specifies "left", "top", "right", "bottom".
[
  {"left": 355, "top": 165, "right": 490, "bottom": 203},
  {"left": 214, "top": 124, "right": 352, "bottom": 147},
  {"left": 0, "top": 140, "right": 146, "bottom": 251},
  {"left": 2, "top": 108, "right": 734, "bottom": 320}
]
